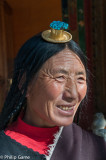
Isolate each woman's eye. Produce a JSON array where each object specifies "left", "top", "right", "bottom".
[
  {"left": 55, "top": 76, "right": 66, "bottom": 82},
  {"left": 77, "top": 77, "right": 86, "bottom": 83}
]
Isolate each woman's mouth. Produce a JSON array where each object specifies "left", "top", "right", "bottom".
[
  {"left": 56, "top": 105, "right": 76, "bottom": 116},
  {"left": 57, "top": 105, "right": 76, "bottom": 111},
  {"left": 58, "top": 105, "right": 74, "bottom": 111}
]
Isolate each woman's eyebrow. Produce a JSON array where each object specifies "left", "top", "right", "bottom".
[
  {"left": 52, "top": 69, "right": 69, "bottom": 75},
  {"left": 52, "top": 69, "right": 86, "bottom": 76},
  {"left": 76, "top": 71, "right": 86, "bottom": 75}
]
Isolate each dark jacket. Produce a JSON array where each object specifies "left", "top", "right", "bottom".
[{"left": 0, "top": 123, "right": 106, "bottom": 160}]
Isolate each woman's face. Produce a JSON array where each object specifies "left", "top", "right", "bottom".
[{"left": 25, "top": 48, "right": 87, "bottom": 127}]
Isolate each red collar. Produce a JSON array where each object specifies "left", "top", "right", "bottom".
[{"left": 5, "top": 114, "right": 59, "bottom": 155}]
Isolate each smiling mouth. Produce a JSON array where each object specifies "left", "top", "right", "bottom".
[{"left": 57, "top": 105, "right": 75, "bottom": 111}]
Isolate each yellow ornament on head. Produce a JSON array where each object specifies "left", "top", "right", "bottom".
[{"left": 42, "top": 21, "right": 72, "bottom": 43}]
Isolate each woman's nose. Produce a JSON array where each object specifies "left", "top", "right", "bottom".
[{"left": 62, "top": 78, "right": 78, "bottom": 102}]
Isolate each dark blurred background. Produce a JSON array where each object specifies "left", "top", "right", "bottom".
[{"left": 0, "top": 0, "right": 106, "bottom": 130}]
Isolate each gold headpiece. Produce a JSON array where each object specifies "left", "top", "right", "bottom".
[{"left": 42, "top": 21, "right": 72, "bottom": 43}]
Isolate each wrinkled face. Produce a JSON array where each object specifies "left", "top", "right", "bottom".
[{"left": 25, "top": 48, "right": 87, "bottom": 127}]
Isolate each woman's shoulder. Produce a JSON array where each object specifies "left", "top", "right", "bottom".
[
  {"left": 0, "top": 130, "right": 16, "bottom": 150},
  {"left": 0, "top": 130, "right": 7, "bottom": 143},
  {"left": 63, "top": 123, "right": 106, "bottom": 152},
  {"left": 53, "top": 123, "right": 106, "bottom": 160},
  {"left": 72, "top": 123, "right": 106, "bottom": 142},
  {"left": 72, "top": 123, "right": 106, "bottom": 153},
  {"left": 0, "top": 130, "right": 46, "bottom": 159},
  {"left": 0, "top": 130, "right": 12, "bottom": 153}
]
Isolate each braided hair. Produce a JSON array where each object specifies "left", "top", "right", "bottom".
[{"left": 0, "top": 33, "right": 88, "bottom": 130}]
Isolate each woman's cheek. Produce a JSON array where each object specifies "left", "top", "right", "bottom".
[
  {"left": 45, "top": 81, "right": 64, "bottom": 99},
  {"left": 78, "top": 83, "right": 87, "bottom": 100}
]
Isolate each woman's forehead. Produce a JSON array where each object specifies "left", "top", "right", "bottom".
[{"left": 42, "top": 49, "right": 85, "bottom": 72}]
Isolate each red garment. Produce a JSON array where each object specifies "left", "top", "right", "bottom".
[{"left": 5, "top": 116, "right": 59, "bottom": 155}]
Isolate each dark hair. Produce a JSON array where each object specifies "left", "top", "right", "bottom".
[{"left": 0, "top": 33, "right": 88, "bottom": 130}]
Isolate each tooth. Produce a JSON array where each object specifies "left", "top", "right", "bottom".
[{"left": 58, "top": 105, "right": 74, "bottom": 111}]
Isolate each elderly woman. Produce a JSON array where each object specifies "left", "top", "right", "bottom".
[{"left": 0, "top": 21, "right": 105, "bottom": 160}]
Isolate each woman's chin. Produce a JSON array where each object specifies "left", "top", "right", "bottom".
[{"left": 49, "top": 116, "right": 74, "bottom": 127}]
